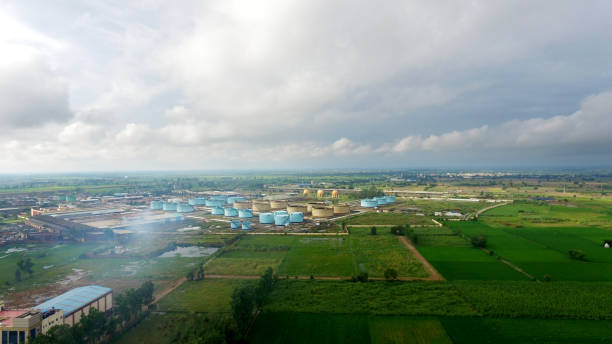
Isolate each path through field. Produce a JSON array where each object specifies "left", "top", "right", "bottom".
[{"left": 398, "top": 236, "right": 444, "bottom": 281}]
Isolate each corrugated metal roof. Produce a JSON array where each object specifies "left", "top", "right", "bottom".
[{"left": 34, "top": 285, "right": 112, "bottom": 316}]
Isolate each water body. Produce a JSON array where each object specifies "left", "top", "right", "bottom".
[{"left": 158, "top": 246, "right": 218, "bottom": 258}]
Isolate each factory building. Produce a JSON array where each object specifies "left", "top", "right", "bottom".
[
  {"left": 259, "top": 213, "right": 274, "bottom": 224},
  {"left": 34, "top": 285, "right": 113, "bottom": 327},
  {"left": 0, "top": 307, "right": 41, "bottom": 343}
]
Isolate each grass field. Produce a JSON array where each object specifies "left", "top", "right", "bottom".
[
  {"left": 206, "top": 233, "right": 427, "bottom": 278},
  {"left": 157, "top": 279, "right": 248, "bottom": 313},
  {"left": 447, "top": 221, "right": 612, "bottom": 281},
  {"left": 416, "top": 234, "right": 527, "bottom": 281},
  {"left": 265, "top": 280, "right": 476, "bottom": 316},
  {"left": 344, "top": 212, "right": 431, "bottom": 226},
  {"left": 250, "top": 313, "right": 453, "bottom": 344}
]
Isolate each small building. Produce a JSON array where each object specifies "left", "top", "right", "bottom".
[{"left": 0, "top": 309, "right": 41, "bottom": 343}]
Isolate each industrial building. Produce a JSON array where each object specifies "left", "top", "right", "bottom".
[{"left": 34, "top": 285, "right": 113, "bottom": 327}]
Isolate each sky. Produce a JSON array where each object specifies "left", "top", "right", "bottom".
[{"left": 1, "top": 1, "right": 611, "bottom": 172}]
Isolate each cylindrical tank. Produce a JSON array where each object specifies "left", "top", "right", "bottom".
[
  {"left": 360, "top": 199, "right": 377, "bottom": 208},
  {"left": 56, "top": 195, "right": 66, "bottom": 201},
  {"left": 150, "top": 201, "right": 163, "bottom": 210},
  {"left": 270, "top": 200, "right": 288, "bottom": 209},
  {"left": 306, "top": 202, "right": 324, "bottom": 213},
  {"left": 303, "top": 189, "right": 310, "bottom": 196},
  {"left": 163, "top": 202, "right": 177, "bottom": 211},
  {"left": 287, "top": 204, "right": 307, "bottom": 213},
  {"left": 312, "top": 206, "right": 334, "bottom": 218},
  {"left": 289, "top": 212, "right": 304, "bottom": 223},
  {"left": 274, "top": 210, "right": 288, "bottom": 216},
  {"left": 333, "top": 204, "right": 350, "bottom": 215},
  {"left": 177, "top": 203, "right": 194, "bottom": 213},
  {"left": 66, "top": 195, "right": 77, "bottom": 202},
  {"left": 331, "top": 190, "right": 339, "bottom": 198},
  {"left": 274, "top": 214, "right": 289, "bottom": 226},
  {"left": 227, "top": 196, "right": 246, "bottom": 204},
  {"left": 205, "top": 199, "right": 225, "bottom": 207},
  {"left": 241, "top": 221, "right": 252, "bottom": 230},
  {"left": 211, "top": 195, "right": 227, "bottom": 202},
  {"left": 375, "top": 197, "right": 387, "bottom": 206},
  {"left": 238, "top": 209, "right": 253, "bottom": 218},
  {"left": 211, "top": 206, "right": 224, "bottom": 215},
  {"left": 230, "top": 220, "right": 241, "bottom": 229},
  {"left": 224, "top": 207, "right": 238, "bottom": 217},
  {"left": 385, "top": 195, "right": 395, "bottom": 203},
  {"left": 259, "top": 212, "right": 274, "bottom": 224},
  {"left": 188, "top": 198, "right": 207, "bottom": 206},
  {"left": 252, "top": 200, "right": 271, "bottom": 212},
  {"left": 234, "top": 201, "right": 251, "bottom": 209},
  {"left": 316, "top": 189, "right": 325, "bottom": 198}
]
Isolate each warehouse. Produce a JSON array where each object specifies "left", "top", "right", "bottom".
[{"left": 34, "top": 285, "right": 113, "bottom": 327}]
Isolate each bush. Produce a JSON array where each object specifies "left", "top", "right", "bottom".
[
  {"left": 356, "top": 271, "right": 369, "bottom": 283},
  {"left": 471, "top": 234, "right": 488, "bottom": 248},
  {"left": 384, "top": 268, "right": 398, "bottom": 281},
  {"left": 370, "top": 226, "right": 377, "bottom": 235},
  {"left": 543, "top": 274, "right": 551, "bottom": 282},
  {"left": 569, "top": 249, "right": 586, "bottom": 261},
  {"left": 390, "top": 225, "right": 405, "bottom": 236}
]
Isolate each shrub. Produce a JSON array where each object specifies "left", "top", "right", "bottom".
[
  {"left": 370, "top": 226, "right": 377, "bottom": 235},
  {"left": 390, "top": 225, "right": 405, "bottom": 236},
  {"left": 357, "top": 271, "right": 369, "bottom": 283},
  {"left": 384, "top": 268, "right": 398, "bottom": 281},
  {"left": 471, "top": 234, "right": 488, "bottom": 248},
  {"left": 543, "top": 274, "right": 551, "bottom": 282},
  {"left": 569, "top": 249, "right": 586, "bottom": 261}
]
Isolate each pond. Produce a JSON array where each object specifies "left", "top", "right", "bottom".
[{"left": 158, "top": 246, "right": 218, "bottom": 258}]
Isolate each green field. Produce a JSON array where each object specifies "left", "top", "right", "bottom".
[
  {"left": 344, "top": 212, "right": 431, "bottom": 226},
  {"left": 453, "top": 280, "right": 612, "bottom": 319},
  {"left": 447, "top": 221, "right": 612, "bottom": 281},
  {"left": 157, "top": 279, "right": 248, "bottom": 313},
  {"left": 265, "top": 280, "right": 476, "bottom": 316},
  {"left": 205, "top": 233, "right": 426, "bottom": 278},
  {"left": 250, "top": 313, "right": 453, "bottom": 344}
]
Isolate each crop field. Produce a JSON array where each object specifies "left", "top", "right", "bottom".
[
  {"left": 157, "top": 279, "right": 248, "bottom": 313},
  {"left": 453, "top": 281, "right": 612, "bottom": 319},
  {"left": 205, "top": 233, "right": 426, "bottom": 278},
  {"left": 447, "top": 221, "right": 612, "bottom": 281},
  {"left": 344, "top": 212, "right": 430, "bottom": 226},
  {"left": 441, "top": 317, "right": 612, "bottom": 344},
  {"left": 480, "top": 201, "right": 612, "bottom": 228},
  {"left": 416, "top": 234, "right": 527, "bottom": 280},
  {"left": 249, "top": 313, "right": 453, "bottom": 344},
  {"left": 265, "top": 280, "right": 476, "bottom": 316}
]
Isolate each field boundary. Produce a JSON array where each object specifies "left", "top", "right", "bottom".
[{"left": 398, "top": 236, "right": 445, "bottom": 281}]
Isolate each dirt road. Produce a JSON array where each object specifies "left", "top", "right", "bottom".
[{"left": 398, "top": 236, "right": 444, "bottom": 281}]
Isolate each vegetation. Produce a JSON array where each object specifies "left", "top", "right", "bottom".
[{"left": 470, "top": 234, "right": 487, "bottom": 248}]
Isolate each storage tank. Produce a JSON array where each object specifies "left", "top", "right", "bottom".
[
  {"left": 270, "top": 200, "right": 288, "bottom": 209},
  {"left": 211, "top": 195, "right": 228, "bottom": 202},
  {"left": 56, "top": 195, "right": 66, "bottom": 202},
  {"left": 227, "top": 196, "right": 246, "bottom": 204},
  {"left": 241, "top": 221, "right": 252, "bottom": 230},
  {"left": 306, "top": 202, "right": 325, "bottom": 213},
  {"left": 331, "top": 190, "right": 339, "bottom": 198},
  {"left": 177, "top": 203, "right": 195, "bottom": 213},
  {"left": 287, "top": 204, "right": 308, "bottom": 213},
  {"left": 66, "top": 195, "right": 77, "bottom": 202},
  {"left": 303, "top": 189, "right": 310, "bottom": 196},
  {"left": 385, "top": 195, "right": 396, "bottom": 203},
  {"left": 238, "top": 209, "right": 253, "bottom": 218},
  {"left": 274, "top": 210, "right": 288, "bottom": 216},
  {"left": 259, "top": 212, "right": 274, "bottom": 224},
  {"left": 205, "top": 199, "right": 225, "bottom": 207},
  {"left": 163, "top": 202, "right": 177, "bottom": 211},
  {"left": 234, "top": 201, "right": 251, "bottom": 209},
  {"left": 333, "top": 204, "right": 350, "bottom": 215},
  {"left": 230, "top": 220, "right": 241, "bottom": 229},
  {"left": 360, "top": 199, "right": 377, "bottom": 208},
  {"left": 211, "top": 206, "right": 224, "bottom": 215},
  {"left": 252, "top": 200, "right": 271, "bottom": 212},
  {"left": 150, "top": 201, "right": 163, "bottom": 210},
  {"left": 274, "top": 214, "right": 289, "bottom": 226},
  {"left": 188, "top": 198, "right": 207, "bottom": 206},
  {"left": 375, "top": 197, "right": 387, "bottom": 206},
  {"left": 312, "top": 206, "right": 334, "bottom": 218},
  {"left": 224, "top": 207, "right": 238, "bottom": 217},
  {"left": 289, "top": 212, "right": 304, "bottom": 223},
  {"left": 316, "top": 189, "right": 325, "bottom": 198}
]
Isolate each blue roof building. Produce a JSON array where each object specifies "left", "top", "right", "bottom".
[{"left": 34, "top": 285, "right": 113, "bottom": 318}]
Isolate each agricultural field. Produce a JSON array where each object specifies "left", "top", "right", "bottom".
[
  {"left": 250, "top": 313, "right": 453, "bottom": 344},
  {"left": 265, "top": 280, "right": 476, "bottom": 316},
  {"left": 205, "top": 231, "right": 427, "bottom": 278},
  {"left": 416, "top": 234, "right": 527, "bottom": 281},
  {"left": 480, "top": 200, "right": 612, "bottom": 228},
  {"left": 447, "top": 221, "right": 612, "bottom": 281},
  {"left": 344, "top": 212, "right": 431, "bottom": 226},
  {"left": 157, "top": 279, "right": 248, "bottom": 313}
]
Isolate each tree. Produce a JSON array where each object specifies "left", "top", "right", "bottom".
[
  {"left": 471, "top": 234, "right": 488, "bottom": 248},
  {"left": 254, "top": 267, "right": 278, "bottom": 309},
  {"left": 356, "top": 271, "right": 369, "bottom": 283},
  {"left": 370, "top": 226, "right": 377, "bottom": 235},
  {"left": 15, "top": 269, "right": 21, "bottom": 282},
  {"left": 230, "top": 285, "right": 255, "bottom": 335},
  {"left": 31, "top": 324, "right": 77, "bottom": 344},
  {"left": 569, "top": 249, "right": 586, "bottom": 261},
  {"left": 138, "top": 281, "right": 154, "bottom": 305},
  {"left": 384, "top": 268, "right": 398, "bottom": 281},
  {"left": 186, "top": 270, "right": 195, "bottom": 281},
  {"left": 390, "top": 225, "right": 405, "bottom": 235}
]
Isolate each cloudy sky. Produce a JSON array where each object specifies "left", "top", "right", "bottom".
[{"left": 1, "top": 1, "right": 611, "bottom": 172}]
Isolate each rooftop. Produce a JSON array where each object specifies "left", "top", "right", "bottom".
[
  {"left": 34, "top": 285, "right": 112, "bottom": 316},
  {"left": 0, "top": 310, "right": 28, "bottom": 328}
]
